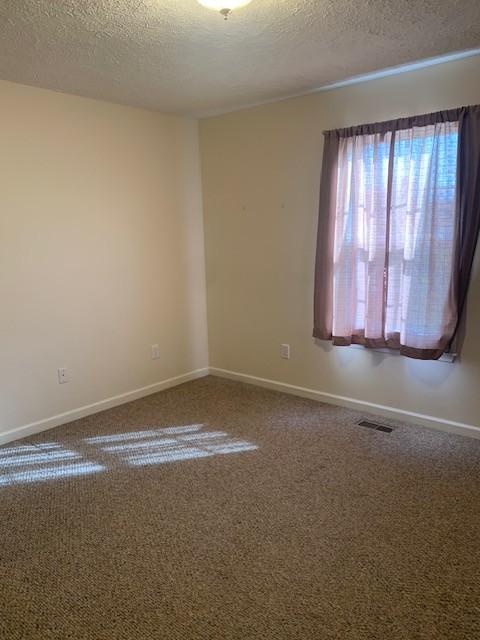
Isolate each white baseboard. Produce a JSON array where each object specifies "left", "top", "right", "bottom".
[
  {"left": 209, "top": 367, "right": 480, "bottom": 440},
  {"left": 0, "top": 368, "right": 209, "bottom": 446},
  {"left": 3, "top": 365, "right": 478, "bottom": 446}
]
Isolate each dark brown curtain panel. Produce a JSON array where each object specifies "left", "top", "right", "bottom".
[{"left": 313, "top": 105, "right": 480, "bottom": 360}]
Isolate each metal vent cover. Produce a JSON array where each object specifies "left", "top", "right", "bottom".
[{"left": 358, "top": 420, "right": 393, "bottom": 433}]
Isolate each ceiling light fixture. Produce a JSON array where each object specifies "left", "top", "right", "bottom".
[{"left": 197, "top": 0, "right": 253, "bottom": 20}]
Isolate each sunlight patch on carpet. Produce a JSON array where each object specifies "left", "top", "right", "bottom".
[
  {"left": 0, "top": 461, "right": 105, "bottom": 486},
  {"left": 0, "top": 425, "right": 257, "bottom": 485}
]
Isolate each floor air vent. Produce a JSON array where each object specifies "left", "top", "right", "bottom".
[{"left": 358, "top": 420, "right": 393, "bottom": 433}]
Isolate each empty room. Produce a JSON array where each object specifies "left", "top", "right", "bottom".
[{"left": 1, "top": 1, "right": 480, "bottom": 638}]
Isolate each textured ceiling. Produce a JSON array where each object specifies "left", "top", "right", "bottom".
[{"left": 0, "top": 0, "right": 479, "bottom": 116}]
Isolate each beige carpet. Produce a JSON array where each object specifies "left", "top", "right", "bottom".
[{"left": 0, "top": 376, "right": 479, "bottom": 639}]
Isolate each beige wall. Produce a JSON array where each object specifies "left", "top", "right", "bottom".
[
  {"left": 200, "top": 55, "right": 480, "bottom": 428},
  {"left": 2, "top": 55, "right": 480, "bottom": 439},
  {"left": 0, "top": 80, "right": 208, "bottom": 436}
]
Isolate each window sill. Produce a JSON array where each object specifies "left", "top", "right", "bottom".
[{"left": 346, "top": 343, "right": 456, "bottom": 363}]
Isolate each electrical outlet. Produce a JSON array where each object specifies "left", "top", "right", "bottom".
[
  {"left": 57, "top": 368, "right": 69, "bottom": 384},
  {"left": 151, "top": 344, "right": 160, "bottom": 360},
  {"left": 280, "top": 343, "right": 290, "bottom": 359}
]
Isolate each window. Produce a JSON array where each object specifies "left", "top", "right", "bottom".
[{"left": 313, "top": 106, "right": 480, "bottom": 360}]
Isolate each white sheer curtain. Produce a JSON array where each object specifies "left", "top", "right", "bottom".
[{"left": 332, "top": 121, "right": 459, "bottom": 351}]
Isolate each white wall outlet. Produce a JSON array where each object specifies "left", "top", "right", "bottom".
[
  {"left": 280, "top": 343, "right": 290, "bottom": 359},
  {"left": 151, "top": 344, "right": 160, "bottom": 360},
  {"left": 57, "top": 368, "right": 69, "bottom": 384}
]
